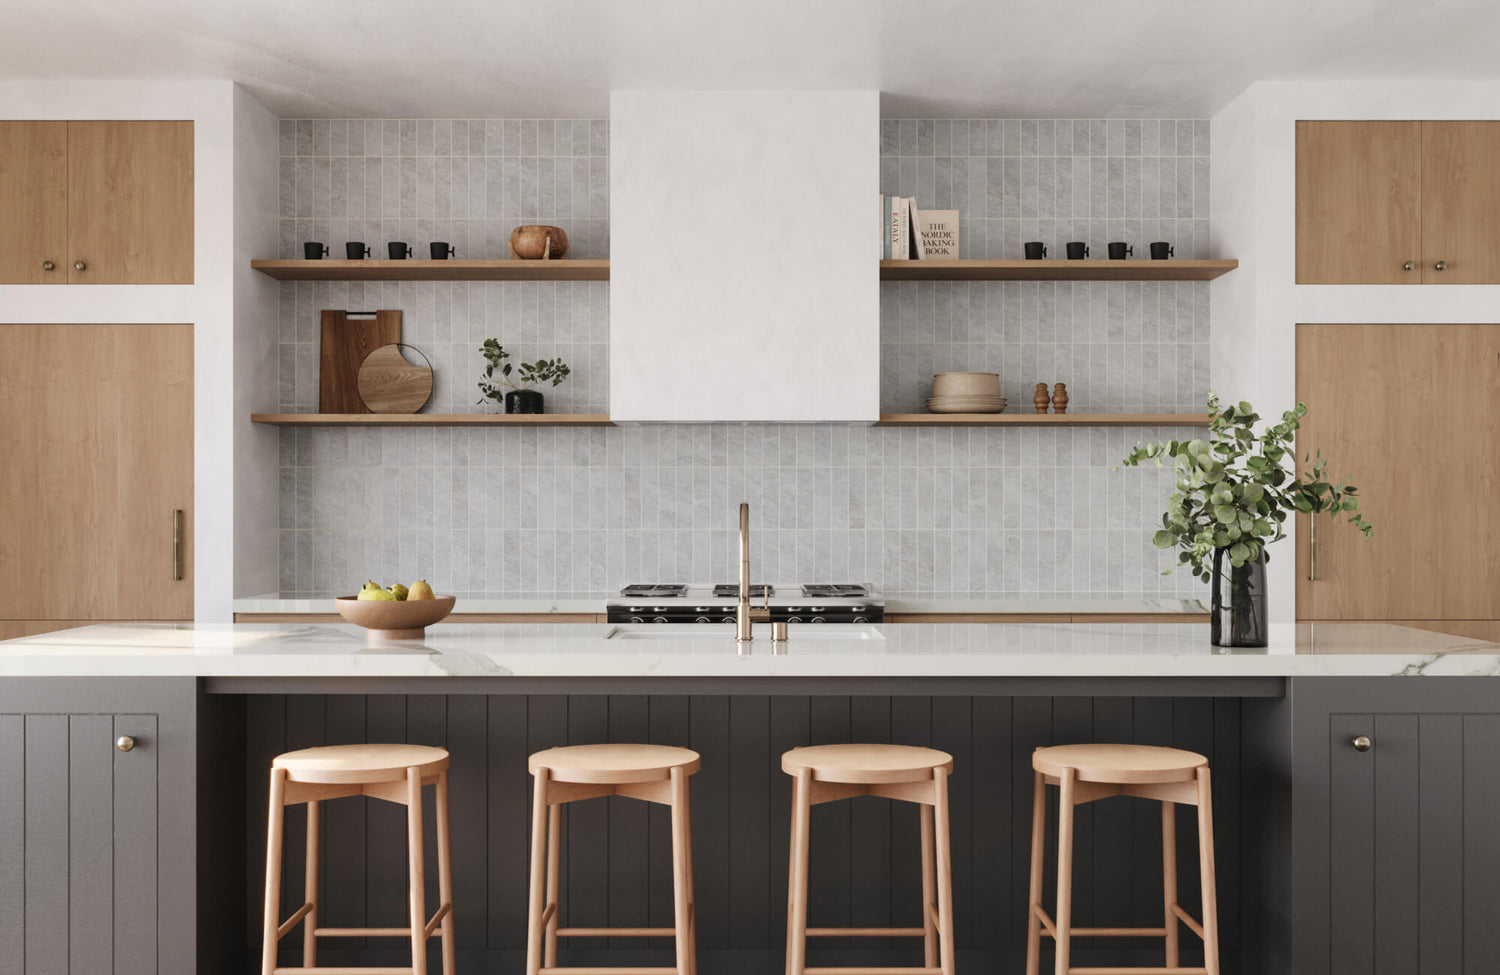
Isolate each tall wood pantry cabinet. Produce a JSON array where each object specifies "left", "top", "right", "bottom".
[
  {"left": 0, "top": 120, "right": 193, "bottom": 283},
  {"left": 1296, "top": 120, "right": 1500, "bottom": 283}
]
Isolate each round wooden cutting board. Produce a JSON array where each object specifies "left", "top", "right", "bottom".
[{"left": 356, "top": 343, "right": 433, "bottom": 413}]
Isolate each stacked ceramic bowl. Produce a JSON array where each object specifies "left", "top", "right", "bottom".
[{"left": 927, "top": 372, "right": 1007, "bottom": 414}]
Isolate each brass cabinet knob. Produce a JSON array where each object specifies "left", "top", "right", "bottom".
[
  {"left": 1403, "top": 260, "right": 1415, "bottom": 271},
  {"left": 1435, "top": 261, "right": 1448, "bottom": 271},
  {"left": 116, "top": 735, "right": 136, "bottom": 752},
  {"left": 74, "top": 260, "right": 86, "bottom": 271},
  {"left": 1351, "top": 735, "right": 1372, "bottom": 752},
  {"left": 42, "top": 260, "right": 55, "bottom": 271}
]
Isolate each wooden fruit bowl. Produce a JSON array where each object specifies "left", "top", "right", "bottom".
[{"left": 335, "top": 595, "right": 456, "bottom": 639}]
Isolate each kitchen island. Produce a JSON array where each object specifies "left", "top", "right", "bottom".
[{"left": 2, "top": 621, "right": 1497, "bottom": 975}]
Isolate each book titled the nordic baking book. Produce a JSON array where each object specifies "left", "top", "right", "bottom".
[{"left": 916, "top": 210, "right": 960, "bottom": 258}]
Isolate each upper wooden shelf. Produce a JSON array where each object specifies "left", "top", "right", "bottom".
[
  {"left": 251, "top": 413, "right": 614, "bottom": 427},
  {"left": 879, "top": 259, "right": 1238, "bottom": 281},
  {"left": 876, "top": 413, "right": 1212, "bottom": 427},
  {"left": 250, "top": 259, "right": 610, "bottom": 281}
]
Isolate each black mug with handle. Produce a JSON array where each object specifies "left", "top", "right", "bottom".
[
  {"left": 1065, "top": 242, "right": 1089, "bottom": 260},
  {"left": 1023, "top": 241, "right": 1047, "bottom": 260},
  {"left": 1107, "top": 242, "right": 1134, "bottom": 260},
  {"left": 303, "top": 242, "right": 329, "bottom": 260},
  {"left": 430, "top": 242, "right": 456, "bottom": 260},
  {"left": 345, "top": 241, "right": 371, "bottom": 259},
  {"left": 1149, "top": 242, "right": 1175, "bottom": 260},
  {"left": 388, "top": 241, "right": 414, "bottom": 260}
]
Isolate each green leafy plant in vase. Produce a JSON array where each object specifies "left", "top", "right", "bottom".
[
  {"left": 476, "top": 338, "right": 571, "bottom": 414},
  {"left": 1120, "top": 393, "right": 1372, "bottom": 647}
]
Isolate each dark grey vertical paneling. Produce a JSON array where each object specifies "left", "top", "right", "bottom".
[
  {"left": 1373, "top": 714, "right": 1419, "bottom": 975},
  {"left": 408, "top": 694, "right": 448, "bottom": 929},
  {"left": 281, "top": 693, "right": 325, "bottom": 958},
  {"left": 0, "top": 714, "right": 23, "bottom": 975},
  {"left": 113, "top": 713, "right": 157, "bottom": 975},
  {"left": 244, "top": 694, "right": 286, "bottom": 954},
  {"left": 766, "top": 696, "right": 810, "bottom": 949},
  {"left": 727, "top": 695, "right": 771, "bottom": 949},
  {"left": 1463, "top": 714, "right": 1500, "bottom": 975},
  {"left": 25, "top": 713, "right": 68, "bottom": 975},
  {"left": 808, "top": 697, "right": 852, "bottom": 946},
  {"left": 69, "top": 714, "right": 114, "bottom": 975},
  {"left": 931, "top": 697, "right": 972, "bottom": 942},
  {"left": 1009, "top": 696, "right": 1051, "bottom": 947},
  {"left": 1329, "top": 713, "right": 1375, "bottom": 975},
  {"left": 688, "top": 696, "right": 731, "bottom": 952},
  {"left": 565, "top": 696, "right": 609, "bottom": 933},
  {"left": 323, "top": 694, "right": 368, "bottom": 947},
  {"left": 485, "top": 694, "right": 527, "bottom": 950},
  {"left": 970, "top": 696, "right": 1011, "bottom": 950},
  {"left": 1212, "top": 697, "right": 1242, "bottom": 952},
  {"left": 848, "top": 697, "right": 892, "bottom": 944},
  {"left": 889, "top": 696, "right": 930, "bottom": 941},
  {"left": 1418, "top": 714, "right": 1463, "bottom": 975},
  {"left": 365, "top": 696, "right": 407, "bottom": 929},
  {"left": 445, "top": 694, "right": 487, "bottom": 953},
  {"left": 1172, "top": 697, "right": 1214, "bottom": 940},
  {"left": 607, "top": 696, "right": 650, "bottom": 951}
]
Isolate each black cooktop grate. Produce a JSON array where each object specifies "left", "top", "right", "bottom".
[
  {"left": 713, "top": 584, "right": 773, "bottom": 598},
  {"left": 800, "top": 584, "right": 871, "bottom": 598},
  {"left": 619, "top": 584, "right": 689, "bottom": 598}
]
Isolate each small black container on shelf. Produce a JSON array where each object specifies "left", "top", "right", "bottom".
[
  {"left": 430, "top": 242, "right": 456, "bottom": 260},
  {"left": 1211, "top": 547, "right": 1267, "bottom": 648},
  {"left": 388, "top": 241, "right": 413, "bottom": 260},
  {"left": 303, "top": 242, "right": 329, "bottom": 260},
  {"left": 505, "top": 389, "right": 545, "bottom": 414},
  {"left": 345, "top": 241, "right": 371, "bottom": 259},
  {"left": 1023, "top": 241, "right": 1047, "bottom": 260},
  {"left": 1149, "top": 242, "right": 1175, "bottom": 260},
  {"left": 1065, "top": 242, "right": 1089, "bottom": 260},
  {"left": 1107, "top": 242, "right": 1134, "bottom": 260}
]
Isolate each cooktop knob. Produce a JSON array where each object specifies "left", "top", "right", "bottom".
[
  {"left": 629, "top": 616, "right": 645, "bottom": 624},
  {"left": 786, "top": 616, "right": 803, "bottom": 624},
  {"left": 695, "top": 616, "right": 712, "bottom": 624},
  {"left": 811, "top": 616, "right": 826, "bottom": 624},
  {"left": 852, "top": 616, "right": 869, "bottom": 624},
  {"left": 652, "top": 616, "right": 669, "bottom": 624}
]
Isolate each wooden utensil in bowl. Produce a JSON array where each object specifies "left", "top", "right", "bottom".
[{"left": 335, "top": 595, "right": 456, "bottom": 640}]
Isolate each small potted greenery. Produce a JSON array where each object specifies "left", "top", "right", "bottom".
[
  {"left": 1121, "top": 394, "right": 1372, "bottom": 647},
  {"left": 476, "top": 339, "right": 571, "bottom": 414}
]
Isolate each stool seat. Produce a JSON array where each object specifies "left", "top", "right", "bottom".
[
  {"left": 272, "top": 743, "right": 450, "bottom": 784},
  {"left": 782, "top": 743, "right": 954, "bottom": 784},
  {"left": 528, "top": 743, "right": 700, "bottom": 784},
  {"left": 1033, "top": 743, "right": 1206, "bottom": 784}
]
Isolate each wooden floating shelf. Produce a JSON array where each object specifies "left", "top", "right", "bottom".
[
  {"left": 251, "top": 413, "right": 614, "bottom": 427},
  {"left": 876, "top": 413, "right": 1213, "bottom": 427},
  {"left": 250, "top": 259, "right": 610, "bottom": 281},
  {"left": 879, "top": 259, "right": 1238, "bottom": 281}
]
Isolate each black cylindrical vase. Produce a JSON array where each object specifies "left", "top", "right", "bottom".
[
  {"left": 1211, "top": 547, "right": 1267, "bottom": 648},
  {"left": 505, "top": 389, "right": 544, "bottom": 414}
]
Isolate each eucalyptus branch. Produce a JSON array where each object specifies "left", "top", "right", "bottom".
[{"left": 476, "top": 338, "right": 571, "bottom": 405}]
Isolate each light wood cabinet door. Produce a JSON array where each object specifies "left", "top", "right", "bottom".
[
  {"left": 0, "top": 324, "right": 193, "bottom": 621},
  {"left": 0, "top": 121, "right": 68, "bottom": 284},
  {"left": 1295, "top": 121, "right": 1424, "bottom": 284},
  {"left": 1295, "top": 323, "right": 1500, "bottom": 621},
  {"left": 1420, "top": 121, "right": 1500, "bottom": 283},
  {"left": 67, "top": 121, "right": 193, "bottom": 284}
]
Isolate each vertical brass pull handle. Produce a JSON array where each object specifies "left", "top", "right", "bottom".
[
  {"left": 1308, "top": 516, "right": 1317, "bottom": 582},
  {"left": 172, "top": 509, "right": 183, "bottom": 581}
]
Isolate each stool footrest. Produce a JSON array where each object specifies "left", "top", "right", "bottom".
[
  {"left": 805, "top": 968, "right": 943, "bottom": 974},
  {"left": 1068, "top": 969, "right": 1208, "bottom": 974},
  {"left": 806, "top": 927, "right": 928, "bottom": 937},
  {"left": 273, "top": 968, "right": 415, "bottom": 974},
  {"left": 556, "top": 926, "right": 679, "bottom": 937},
  {"left": 539, "top": 968, "right": 679, "bottom": 975}
]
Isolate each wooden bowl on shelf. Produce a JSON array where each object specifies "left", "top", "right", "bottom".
[
  {"left": 932, "top": 372, "right": 1001, "bottom": 398},
  {"left": 509, "top": 225, "right": 570, "bottom": 260},
  {"left": 335, "top": 595, "right": 456, "bottom": 640}
]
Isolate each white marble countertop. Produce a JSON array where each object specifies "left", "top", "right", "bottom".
[
  {"left": 231, "top": 594, "right": 1206, "bottom": 616},
  {"left": 2, "top": 621, "right": 1497, "bottom": 679}
]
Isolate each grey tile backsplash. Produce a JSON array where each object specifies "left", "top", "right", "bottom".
[{"left": 275, "top": 118, "right": 1208, "bottom": 600}]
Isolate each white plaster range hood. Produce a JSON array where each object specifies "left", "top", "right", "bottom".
[{"left": 609, "top": 90, "right": 879, "bottom": 422}]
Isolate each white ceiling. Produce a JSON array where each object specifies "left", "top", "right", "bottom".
[{"left": 4, "top": 0, "right": 1499, "bottom": 119}]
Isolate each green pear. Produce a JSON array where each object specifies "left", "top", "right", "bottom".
[
  {"left": 357, "top": 586, "right": 397, "bottom": 602},
  {"left": 408, "top": 579, "right": 435, "bottom": 601},
  {"left": 389, "top": 583, "right": 410, "bottom": 601}
]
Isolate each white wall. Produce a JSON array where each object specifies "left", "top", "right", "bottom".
[
  {"left": 610, "top": 90, "right": 880, "bottom": 421},
  {"left": 1210, "top": 80, "right": 1500, "bottom": 624},
  {"left": 0, "top": 80, "right": 280, "bottom": 620}
]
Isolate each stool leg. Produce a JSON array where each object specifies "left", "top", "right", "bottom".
[
  {"left": 525, "top": 768, "right": 551, "bottom": 975},
  {"left": 1162, "top": 800, "right": 1179, "bottom": 969},
  {"left": 932, "top": 767, "right": 956, "bottom": 975},
  {"left": 1025, "top": 769, "right": 1046, "bottom": 975},
  {"left": 260, "top": 767, "right": 287, "bottom": 975},
  {"left": 787, "top": 767, "right": 812, "bottom": 975},
  {"left": 671, "top": 767, "right": 695, "bottom": 975},
  {"left": 1054, "top": 767, "right": 1077, "bottom": 975},
  {"left": 304, "top": 798, "right": 320, "bottom": 968},
  {"left": 545, "top": 798, "right": 562, "bottom": 968},
  {"left": 1196, "top": 767, "right": 1220, "bottom": 975},
  {"left": 681, "top": 770, "right": 698, "bottom": 975},
  {"left": 435, "top": 770, "right": 457, "bottom": 975},
  {"left": 920, "top": 804, "right": 938, "bottom": 969},
  {"left": 407, "top": 766, "right": 428, "bottom": 975}
]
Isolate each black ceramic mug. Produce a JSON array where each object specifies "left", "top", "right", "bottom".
[
  {"left": 1023, "top": 241, "right": 1047, "bottom": 260},
  {"left": 1107, "top": 242, "right": 1134, "bottom": 260},
  {"left": 1065, "top": 242, "right": 1089, "bottom": 260},
  {"left": 303, "top": 241, "right": 329, "bottom": 260},
  {"left": 345, "top": 241, "right": 371, "bottom": 259},
  {"left": 430, "top": 242, "right": 456, "bottom": 260},
  {"left": 388, "top": 241, "right": 414, "bottom": 260},
  {"left": 1149, "top": 242, "right": 1175, "bottom": 260}
]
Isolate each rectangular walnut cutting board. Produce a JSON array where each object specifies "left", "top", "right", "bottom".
[{"left": 319, "top": 309, "right": 401, "bottom": 413}]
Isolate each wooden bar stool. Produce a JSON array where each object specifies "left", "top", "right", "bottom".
[
  {"left": 1025, "top": 744, "right": 1218, "bottom": 975},
  {"left": 260, "top": 743, "right": 456, "bottom": 975},
  {"left": 526, "top": 744, "right": 701, "bottom": 975},
  {"left": 782, "top": 743, "right": 956, "bottom": 975}
]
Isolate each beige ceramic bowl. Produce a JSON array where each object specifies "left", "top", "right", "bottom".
[
  {"left": 335, "top": 595, "right": 456, "bottom": 640},
  {"left": 932, "top": 372, "right": 1001, "bottom": 397}
]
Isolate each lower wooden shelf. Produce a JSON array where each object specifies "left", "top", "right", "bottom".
[
  {"left": 876, "top": 413, "right": 1212, "bottom": 427},
  {"left": 250, "top": 413, "right": 614, "bottom": 427}
]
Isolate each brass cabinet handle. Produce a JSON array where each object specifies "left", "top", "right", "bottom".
[
  {"left": 73, "top": 260, "right": 86, "bottom": 271},
  {"left": 1435, "top": 260, "right": 1448, "bottom": 271},
  {"left": 172, "top": 508, "right": 184, "bottom": 581},
  {"left": 1351, "top": 735, "right": 1372, "bottom": 752},
  {"left": 42, "top": 260, "right": 55, "bottom": 271},
  {"left": 117, "top": 735, "right": 136, "bottom": 753},
  {"left": 1308, "top": 516, "right": 1317, "bottom": 581},
  {"left": 1403, "top": 260, "right": 1415, "bottom": 271}
]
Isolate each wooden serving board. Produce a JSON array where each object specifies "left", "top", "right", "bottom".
[
  {"left": 319, "top": 309, "right": 401, "bottom": 413},
  {"left": 357, "top": 343, "right": 433, "bottom": 413}
]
